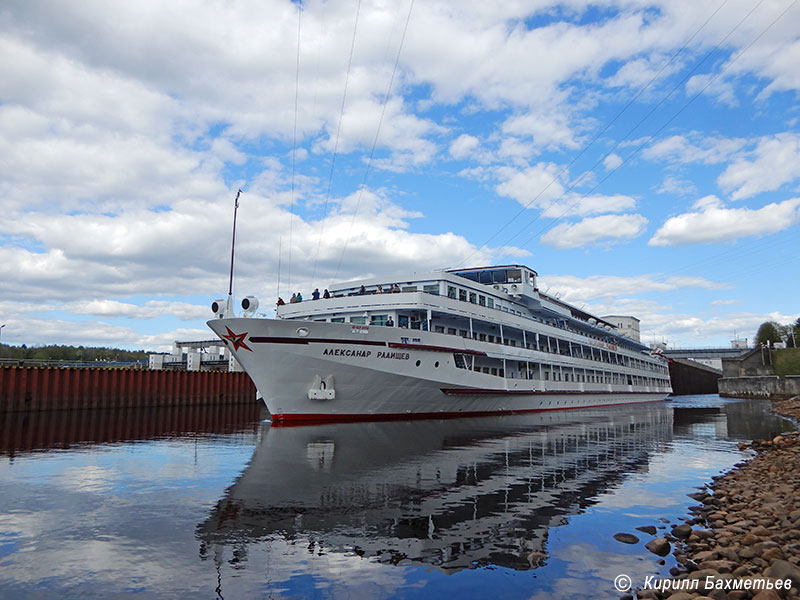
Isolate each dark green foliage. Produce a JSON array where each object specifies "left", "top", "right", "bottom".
[
  {"left": 792, "top": 317, "right": 800, "bottom": 348},
  {"left": 0, "top": 344, "right": 148, "bottom": 362},
  {"left": 755, "top": 321, "right": 783, "bottom": 345}
]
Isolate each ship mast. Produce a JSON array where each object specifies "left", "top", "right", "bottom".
[{"left": 227, "top": 189, "right": 242, "bottom": 313}]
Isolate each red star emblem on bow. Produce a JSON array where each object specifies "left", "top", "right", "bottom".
[{"left": 222, "top": 327, "right": 252, "bottom": 352}]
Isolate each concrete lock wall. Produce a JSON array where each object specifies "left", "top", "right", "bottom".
[
  {"left": 718, "top": 376, "right": 800, "bottom": 400},
  {"left": 668, "top": 358, "right": 722, "bottom": 395}
]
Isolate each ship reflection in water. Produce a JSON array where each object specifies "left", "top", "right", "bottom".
[
  {"left": 197, "top": 404, "right": 673, "bottom": 574},
  {"left": 4, "top": 397, "right": 793, "bottom": 599}
]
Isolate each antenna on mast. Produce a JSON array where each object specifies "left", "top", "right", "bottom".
[{"left": 227, "top": 189, "right": 242, "bottom": 313}]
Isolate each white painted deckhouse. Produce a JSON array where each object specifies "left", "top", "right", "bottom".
[{"left": 208, "top": 265, "right": 672, "bottom": 422}]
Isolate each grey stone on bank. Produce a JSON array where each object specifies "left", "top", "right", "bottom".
[
  {"left": 636, "top": 525, "right": 657, "bottom": 535},
  {"left": 764, "top": 558, "right": 800, "bottom": 587},
  {"left": 634, "top": 399, "right": 800, "bottom": 597},
  {"left": 614, "top": 533, "right": 640, "bottom": 544},
  {"left": 644, "top": 537, "right": 671, "bottom": 556},
  {"left": 671, "top": 524, "right": 692, "bottom": 539}
]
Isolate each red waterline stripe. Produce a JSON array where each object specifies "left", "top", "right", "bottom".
[
  {"left": 387, "top": 342, "right": 487, "bottom": 356},
  {"left": 268, "top": 397, "right": 669, "bottom": 427}
]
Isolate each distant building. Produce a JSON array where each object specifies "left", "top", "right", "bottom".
[
  {"left": 602, "top": 315, "right": 640, "bottom": 342},
  {"left": 149, "top": 340, "right": 242, "bottom": 372},
  {"left": 730, "top": 338, "right": 748, "bottom": 349}
]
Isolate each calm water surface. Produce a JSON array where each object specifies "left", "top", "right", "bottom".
[{"left": 0, "top": 396, "right": 793, "bottom": 599}]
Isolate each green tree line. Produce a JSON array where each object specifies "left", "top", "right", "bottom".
[
  {"left": 755, "top": 317, "right": 800, "bottom": 347},
  {"left": 0, "top": 344, "right": 149, "bottom": 363}
]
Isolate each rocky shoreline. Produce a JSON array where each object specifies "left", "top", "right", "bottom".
[{"left": 620, "top": 396, "right": 800, "bottom": 600}]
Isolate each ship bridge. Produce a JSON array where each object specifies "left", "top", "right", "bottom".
[{"left": 447, "top": 265, "right": 538, "bottom": 299}]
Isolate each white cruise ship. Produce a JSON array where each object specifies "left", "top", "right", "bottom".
[{"left": 207, "top": 265, "right": 671, "bottom": 422}]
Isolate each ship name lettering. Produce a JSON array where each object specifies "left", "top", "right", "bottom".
[
  {"left": 322, "top": 348, "right": 373, "bottom": 358},
  {"left": 377, "top": 351, "right": 410, "bottom": 360}
]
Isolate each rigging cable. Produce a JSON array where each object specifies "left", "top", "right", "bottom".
[
  {"left": 286, "top": 0, "right": 302, "bottom": 295},
  {"left": 524, "top": 0, "right": 795, "bottom": 251},
  {"left": 310, "top": 0, "right": 363, "bottom": 287},
  {"left": 276, "top": 236, "right": 282, "bottom": 304},
  {"left": 453, "top": 0, "right": 732, "bottom": 269},
  {"left": 449, "top": 0, "right": 748, "bottom": 269},
  {"left": 333, "top": 0, "right": 415, "bottom": 280}
]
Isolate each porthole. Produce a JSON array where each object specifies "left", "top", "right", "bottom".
[
  {"left": 296, "top": 327, "right": 310, "bottom": 337},
  {"left": 415, "top": 360, "right": 421, "bottom": 367},
  {"left": 434, "top": 361, "right": 440, "bottom": 368}
]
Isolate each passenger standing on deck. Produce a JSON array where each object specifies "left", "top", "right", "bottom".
[
  {"left": 290, "top": 293, "right": 297, "bottom": 303},
  {"left": 296, "top": 291, "right": 303, "bottom": 302},
  {"left": 359, "top": 285, "right": 366, "bottom": 295},
  {"left": 277, "top": 297, "right": 285, "bottom": 306},
  {"left": 386, "top": 316, "right": 394, "bottom": 327},
  {"left": 312, "top": 288, "right": 320, "bottom": 300},
  {"left": 323, "top": 289, "right": 330, "bottom": 299}
]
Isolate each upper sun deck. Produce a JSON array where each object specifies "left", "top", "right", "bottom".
[
  {"left": 276, "top": 265, "right": 647, "bottom": 351},
  {"left": 329, "top": 265, "right": 539, "bottom": 301}
]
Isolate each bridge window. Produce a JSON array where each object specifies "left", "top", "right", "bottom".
[
  {"left": 459, "top": 289, "right": 467, "bottom": 302},
  {"left": 447, "top": 286, "right": 456, "bottom": 299}
]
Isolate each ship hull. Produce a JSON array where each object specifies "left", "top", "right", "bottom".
[{"left": 208, "top": 318, "right": 670, "bottom": 422}]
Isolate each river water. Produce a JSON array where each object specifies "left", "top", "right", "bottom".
[{"left": 0, "top": 395, "right": 793, "bottom": 599}]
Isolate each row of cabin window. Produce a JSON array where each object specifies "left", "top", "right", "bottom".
[
  {"left": 443, "top": 284, "right": 666, "bottom": 368},
  {"left": 444, "top": 322, "right": 665, "bottom": 375},
  {"left": 324, "top": 314, "right": 666, "bottom": 374},
  {"left": 326, "top": 314, "right": 428, "bottom": 329},
  {"left": 339, "top": 281, "right": 623, "bottom": 351},
  {"left": 536, "top": 336, "right": 665, "bottom": 374},
  {"left": 455, "top": 356, "right": 669, "bottom": 386},
  {"left": 446, "top": 286, "right": 521, "bottom": 315},
  {"left": 342, "top": 281, "right": 632, "bottom": 352}
]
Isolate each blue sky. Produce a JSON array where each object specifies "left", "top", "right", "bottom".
[{"left": 1, "top": 0, "right": 798, "bottom": 351}]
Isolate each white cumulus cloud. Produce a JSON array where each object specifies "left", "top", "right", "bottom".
[
  {"left": 649, "top": 196, "right": 800, "bottom": 246},
  {"left": 717, "top": 133, "right": 800, "bottom": 201},
  {"left": 540, "top": 214, "right": 648, "bottom": 249}
]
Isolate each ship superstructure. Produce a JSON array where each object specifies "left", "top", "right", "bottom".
[{"left": 208, "top": 265, "right": 671, "bottom": 421}]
